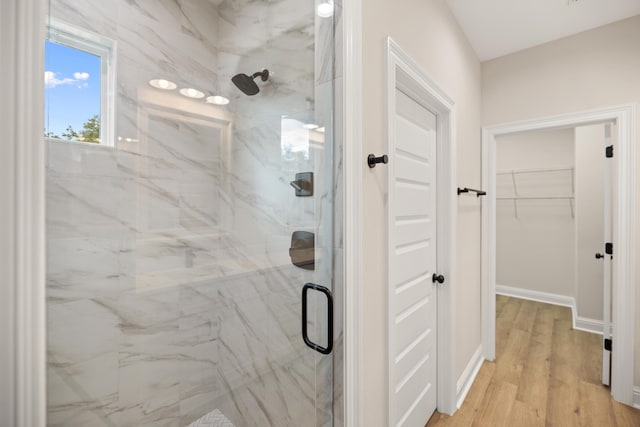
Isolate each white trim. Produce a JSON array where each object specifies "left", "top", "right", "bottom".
[
  {"left": 574, "top": 317, "right": 605, "bottom": 335},
  {"left": 386, "top": 37, "right": 457, "bottom": 420},
  {"left": 495, "top": 284, "right": 575, "bottom": 309},
  {"left": 456, "top": 345, "right": 483, "bottom": 409},
  {"left": 0, "top": 0, "right": 48, "bottom": 426},
  {"left": 482, "top": 104, "right": 636, "bottom": 405},
  {"left": 496, "top": 284, "right": 606, "bottom": 336},
  {"left": 633, "top": 387, "right": 640, "bottom": 409},
  {"left": 343, "top": 0, "right": 363, "bottom": 425}
]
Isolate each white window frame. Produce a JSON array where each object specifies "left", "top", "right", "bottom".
[{"left": 45, "top": 17, "right": 116, "bottom": 147}]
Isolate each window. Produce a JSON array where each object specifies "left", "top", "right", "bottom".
[{"left": 45, "top": 18, "right": 116, "bottom": 146}]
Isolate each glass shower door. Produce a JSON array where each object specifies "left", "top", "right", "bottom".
[{"left": 44, "top": 0, "right": 337, "bottom": 426}]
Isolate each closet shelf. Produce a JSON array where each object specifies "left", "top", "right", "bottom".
[
  {"left": 496, "top": 166, "right": 574, "bottom": 175},
  {"left": 497, "top": 166, "right": 575, "bottom": 218}
]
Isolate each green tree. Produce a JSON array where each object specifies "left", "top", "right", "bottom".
[
  {"left": 61, "top": 125, "right": 79, "bottom": 140},
  {"left": 44, "top": 130, "right": 60, "bottom": 139},
  {"left": 60, "top": 114, "right": 100, "bottom": 143}
]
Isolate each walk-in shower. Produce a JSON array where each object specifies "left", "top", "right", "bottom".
[{"left": 44, "top": 1, "right": 340, "bottom": 426}]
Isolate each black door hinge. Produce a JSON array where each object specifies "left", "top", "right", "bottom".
[
  {"left": 605, "top": 243, "right": 613, "bottom": 255},
  {"left": 606, "top": 145, "right": 614, "bottom": 158},
  {"left": 604, "top": 338, "right": 612, "bottom": 351}
]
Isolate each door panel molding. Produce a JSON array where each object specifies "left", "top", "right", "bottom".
[
  {"left": 481, "top": 103, "right": 637, "bottom": 405},
  {"left": 386, "top": 37, "right": 458, "bottom": 421}
]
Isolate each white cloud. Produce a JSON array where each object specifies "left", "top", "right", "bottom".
[
  {"left": 44, "top": 70, "right": 91, "bottom": 88},
  {"left": 44, "top": 71, "right": 74, "bottom": 88}
]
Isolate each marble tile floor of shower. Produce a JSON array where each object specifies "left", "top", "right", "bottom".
[
  {"left": 187, "top": 409, "right": 234, "bottom": 427},
  {"left": 426, "top": 295, "right": 640, "bottom": 427}
]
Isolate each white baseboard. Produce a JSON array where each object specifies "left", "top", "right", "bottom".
[
  {"left": 574, "top": 316, "right": 604, "bottom": 335},
  {"left": 456, "top": 345, "right": 484, "bottom": 409},
  {"left": 496, "top": 284, "right": 575, "bottom": 309},
  {"left": 634, "top": 387, "right": 640, "bottom": 409},
  {"left": 496, "top": 284, "right": 604, "bottom": 336}
]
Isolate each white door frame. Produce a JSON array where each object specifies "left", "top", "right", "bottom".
[
  {"left": 387, "top": 37, "right": 457, "bottom": 418},
  {"left": 342, "top": 0, "right": 363, "bottom": 425},
  {"left": 1, "top": 0, "right": 48, "bottom": 426},
  {"left": 481, "top": 104, "right": 637, "bottom": 405}
]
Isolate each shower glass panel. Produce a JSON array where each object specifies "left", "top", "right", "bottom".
[{"left": 44, "top": 0, "right": 338, "bottom": 425}]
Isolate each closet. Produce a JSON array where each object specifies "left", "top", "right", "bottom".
[{"left": 495, "top": 124, "right": 607, "bottom": 330}]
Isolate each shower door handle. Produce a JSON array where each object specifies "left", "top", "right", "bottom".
[{"left": 302, "top": 283, "right": 333, "bottom": 355}]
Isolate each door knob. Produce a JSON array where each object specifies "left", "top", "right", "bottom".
[
  {"left": 432, "top": 273, "right": 445, "bottom": 284},
  {"left": 367, "top": 154, "right": 388, "bottom": 168},
  {"left": 595, "top": 253, "right": 604, "bottom": 259}
]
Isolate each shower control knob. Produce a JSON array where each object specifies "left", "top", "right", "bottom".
[{"left": 367, "top": 154, "right": 388, "bottom": 168}]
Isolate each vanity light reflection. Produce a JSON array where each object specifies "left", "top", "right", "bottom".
[
  {"left": 149, "top": 78, "right": 229, "bottom": 106},
  {"left": 206, "top": 95, "right": 230, "bottom": 105},
  {"left": 179, "top": 87, "right": 205, "bottom": 99},
  {"left": 149, "top": 78, "right": 177, "bottom": 90}
]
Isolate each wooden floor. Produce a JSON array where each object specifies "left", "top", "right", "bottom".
[{"left": 426, "top": 295, "right": 640, "bottom": 427}]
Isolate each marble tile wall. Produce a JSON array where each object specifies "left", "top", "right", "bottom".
[{"left": 46, "top": 0, "right": 339, "bottom": 426}]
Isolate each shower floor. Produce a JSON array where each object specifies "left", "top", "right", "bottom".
[{"left": 188, "top": 409, "right": 235, "bottom": 427}]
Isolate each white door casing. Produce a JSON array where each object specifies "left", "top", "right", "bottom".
[
  {"left": 1, "top": 0, "right": 48, "bottom": 426},
  {"left": 389, "top": 89, "right": 438, "bottom": 427},
  {"left": 481, "top": 104, "right": 636, "bottom": 405},
  {"left": 386, "top": 37, "right": 457, "bottom": 422}
]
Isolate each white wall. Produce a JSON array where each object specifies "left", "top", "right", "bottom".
[
  {"left": 482, "top": 15, "right": 640, "bottom": 386},
  {"left": 362, "top": 0, "right": 482, "bottom": 424},
  {"left": 575, "top": 124, "right": 606, "bottom": 322},
  {"left": 496, "top": 128, "right": 575, "bottom": 297}
]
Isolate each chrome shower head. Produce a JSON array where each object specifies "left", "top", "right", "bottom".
[{"left": 231, "top": 69, "right": 269, "bottom": 96}]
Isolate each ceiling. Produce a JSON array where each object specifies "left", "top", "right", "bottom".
[{"left": 446, "top": 0, "right": 640, "bottom": 62}]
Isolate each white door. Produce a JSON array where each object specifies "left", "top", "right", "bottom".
[
  {"left": 602, "top": 124, "right": 613, "bottom": 386},
  {"left": 388, "top": 88, "right": 438, "bottom": 427}
]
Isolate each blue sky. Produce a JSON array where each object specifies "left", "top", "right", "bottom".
[{"left": 44, "top": 40, "right": 101, "bottom": 137}]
